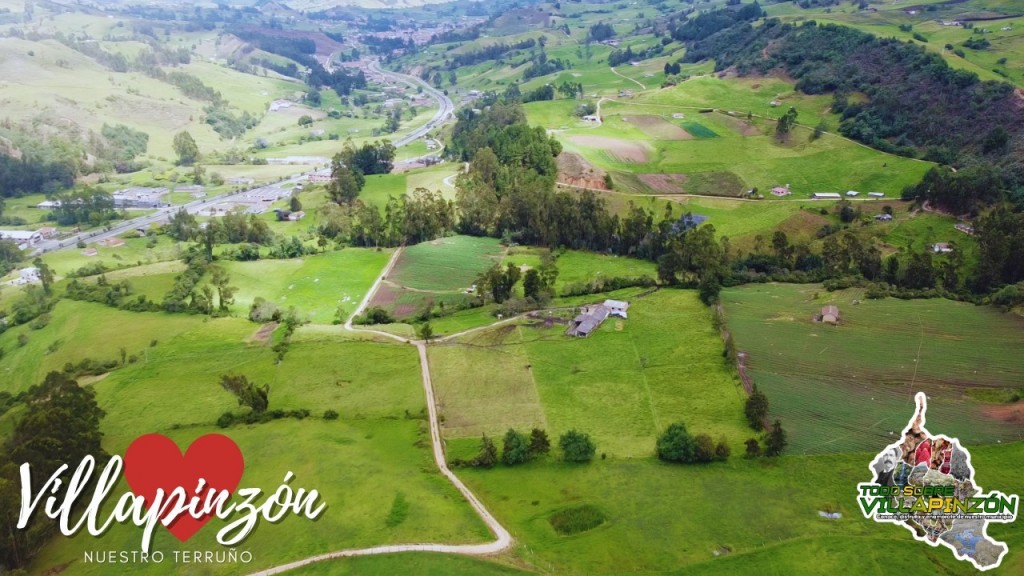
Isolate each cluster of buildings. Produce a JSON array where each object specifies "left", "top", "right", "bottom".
[
  {"left": 0, "top": 227, "right": 59, "bottom": 250},
  {"left": 567, "top": 300, "right": 630, "bottom": 338},
  {"left": 198, "top": 186, "right": 291, "bottom": 217},
  {"left": 112, "top": 187, "right": 170, "bottom": 209}
]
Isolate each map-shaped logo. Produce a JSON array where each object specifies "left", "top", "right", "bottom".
[{"left": 857, "top": 392, "right": 1018, "bottom": 571}]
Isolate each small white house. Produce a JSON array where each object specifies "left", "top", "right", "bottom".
[
  {"left": 812, "top": 192, "right": 842, "bottom": 200},
  {"left": 582, "top": 115, "right": 600, "bottom": 123},
  {"left": 603, "top": 299, "right": 630, "bottom": 319},
  {"left": 846, "top": 191, "right": 859, "bottom": 197},
  {"left": 932, "top": 243, "right": 954, "bottom": 254},
  {"left": 868, "top": 192, "right": 885, "bottom": 198}
]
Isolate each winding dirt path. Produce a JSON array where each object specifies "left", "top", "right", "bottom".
[
  {"left": 610, "top": 66, "right": 646, "bottom": 90},
  {"left": 247, "top": 248, "right": 513, "bottom": 575}
]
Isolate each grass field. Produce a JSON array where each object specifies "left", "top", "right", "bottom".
[
  {"left": 430, "top": 290, "right": 750, "bottom": 458},
  {"left": 0, "top": 298, "right": 493, "bottom": 575},
  {"left": 721, "top": 283, "right": 1024, "bottom": 454},
  {"left": 528, "top": 78, "right": 934, "bottom": 199},
  {"left": 39, "top": 235, "right": 186, "bottom": 277},
  {"left": 219, "top": 247, "right": 392, "bottom": 323},
  {"left": 283, "top": 554, "right": 529, "bottom": 576},
  {"left": 455, "top": 441, "right": 1024, "bottom": 575}
]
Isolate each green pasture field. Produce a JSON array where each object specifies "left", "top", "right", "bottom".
[
  {"left": 0, "top": 290, "right": 493, "bottom": 574},
  {"left": 390, "top": 236, "right": 505, "bottom": 292},
  {"left": 219, "top": 247, "right": 392, "bottom": 323},
  {"left": 0, "top": 194, "right": 50, "bottom": 228},
  {"left": 531, "top": 79, "right": 934, "bottom": 199},
  {"left": 406, "top": 163, "right": 459, "bottom": 201},
  {"left": 181, "top": 60, "right": 302, "bottom": 115},
  {"left": 721, "top": 283, "right": 1024, "bottom": 454},
  {"left": 502, "top": 247, "right": 657, "bottom": 293},
  {"left": 360, "top": 173, "right": 409, "bottom": 209},
  {"left": 76, "top": 260, "right": 187, "bottom": 301},
  {"left": 29, "top": 348, "right": 491, "bottom": 576},
  {"left": 0, "top": 299, "right": 208, "bottom": 394},
  {"left": 430, "top": 325, "right": 549, "bottom": 438},
  {"left": 430, "top": 290, "right": 749, "bottom": 458},
  {"left": 40, "top": 235, "right": 186, "bottom": 278},
  {"left": 284, "top": 554, "right": 528, "bottom": 575},
  {"left": 453, "top": 441, "right": 1024, "bottom": 576}
]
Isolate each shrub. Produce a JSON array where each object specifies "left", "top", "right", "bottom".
[
  {"left": 694, "top": 433, "right": 715, "bottom": 463},
  {"left": 745, "top": 438, "right": 761, "bottom": 458},
  {"left": 715, "top": 436, "right": 731, "bottom": 461},
  {"left": 217, "top": 412, "right": 235, "bottom": 428},
  {"left": 249, "top": 297, "right": 282, "bottom": 323},
  {"left": 656, "top": 421, "right": 695, "bottom": 463},
  {"left": 502, "top": 428, "right": 531, "bottom": 465},
  {"left": 549, "top": 505, "right": 606, "bottom": 535},
  {"left": 324, "top": 409, "right": 339, "bottom": 420},
  {"left": 560, "top": 430, "right": 596, "bottom": 463}
]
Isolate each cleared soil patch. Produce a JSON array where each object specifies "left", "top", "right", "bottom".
[
  {"left": 775, "top": 209, "right": 831, "bottom": 243},
  {"left": 983, "top": 402, "right": 1024, "bottom": 423},
  {"left": 684, "top": 171, "right": 747, "bottom": 197},
  {"left": 248, "top": 322, "right": 279, "bottom": 345},
  {"left": 716, "top": 113, "right": 761, "bottom": 137},
  {"left": 624, "top": 115, "right": 692, "bottom": 140},
  {"left": 368, "top": 283, "right": 399, "bottom": 309},
  {"left": 568, "top": 135, "right": 650, "bottom": 163},
  {"left": 557, "top": 152, "right": 608, "bottom": 190},
  {"left": 638, "top": 173, "right": 689, "bottom": 194}
]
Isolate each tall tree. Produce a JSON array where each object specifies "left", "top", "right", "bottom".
[
  {"left": 528, "top": 428, "right": 551, "bottom": 456},
  {"left": 31, "top": 257, "right": 53, "bottom": 296},
  {"left": 172, "top": 131, "right": 199, "bottom": 166},
  {"left": 744, "top": 387, "right": 769, "bottom": 431},
  {"left": 219, "top": 374, "right": 269, "bottom": 413},
  {"left": 765, "top": 419, "right": 788, "bottom": 457},
  {"left": 209, "top": 265, "right": 236, "bottom": 311}
]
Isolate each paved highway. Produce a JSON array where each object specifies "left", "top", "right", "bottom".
[
  {"left": 368, "top": 61, "right": 454, "bottom": 147},
  {"left": 30, "top": 60, "right": 453, "bottom": 258}
]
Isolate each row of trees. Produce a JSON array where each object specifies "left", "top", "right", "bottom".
[{"left": 459, "top": 428, "right": 596, "bottom": 468}]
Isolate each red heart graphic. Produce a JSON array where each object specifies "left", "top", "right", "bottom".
[{"left": 123, "top": 434, "right": 244, "bottom": 542}]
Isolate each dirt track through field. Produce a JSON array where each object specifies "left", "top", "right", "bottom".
[{"left": 247, "top": 247, "right": 513, "bottom": 575}]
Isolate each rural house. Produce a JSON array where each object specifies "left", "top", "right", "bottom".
[
  {"left": 875, "top": 214, "right": 893, "bottom": 221},
  {"left": 771, "top": 185, "right": 791, "bottom": 197},
  {"left": 567, "top": 304, "right": 611, "bottom": 338},
  {"left": 812, "top": 192, "right": 842, "bottom": 200},
  {"left": 567, "top": 300, "right": 630, "bottom": 336},
  {"left": 932, "top": 243, "right": 953, "bottom": 254}
]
